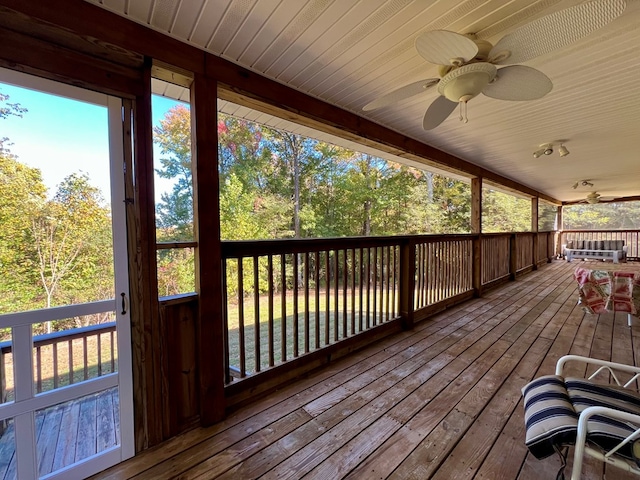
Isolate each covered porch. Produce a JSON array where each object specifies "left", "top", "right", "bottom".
[{"left": 93, "top": 259, "right": 640, "bottom": 479}]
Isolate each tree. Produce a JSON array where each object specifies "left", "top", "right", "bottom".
[
  {"left": 154, "top": 103, "right": 194, "bottom": 240},
  {"left": 30, "top": 173, "right": 112, "bottom": 331},
  {"left": 0, "top": 156, "right": 47, "bottom": 314},
  {"left": 0, "top": 92, "right": 27, "bottom": 156},
  {"left": 482, "top": 189, "right": 531, "bottom": 233}
]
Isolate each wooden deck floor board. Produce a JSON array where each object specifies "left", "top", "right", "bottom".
[{"left": 93, "top": 260, "right": 640, "bottom": 480}]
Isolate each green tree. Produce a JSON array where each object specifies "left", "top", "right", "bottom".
[
  {"left": 483, "top": 189, "right": 531, "bottom": 233},
  {"left": 0, "top": 92, "right": 27, "bottom": 156},
  {"left": 30, "top": 173, "right": 112, "bottom": 331},
  {"left": 154, "top": 103, "right": 193, "bottom": 241},
  {"left": 0, "top": 156, "right": 47, "bottom": 314}
]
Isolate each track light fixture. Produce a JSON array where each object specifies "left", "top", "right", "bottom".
[
  {"left": 572, "top": 180, "right": 593, "bottom": 189},
  {"left": 558, "top": 144, "right": 570, "bottom": 157},
  {"left": 533, "top": 144, "right": 553, "bottom": 158},
  {"left": 533, "top": 142, "right": 570, "bottom": 158}
]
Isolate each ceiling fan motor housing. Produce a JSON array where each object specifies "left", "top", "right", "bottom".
[{"left": 437, "top": 63, "right": 497, "bottom": 102}]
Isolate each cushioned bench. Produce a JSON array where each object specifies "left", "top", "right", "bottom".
[
  {"left": 564, "top": 239, "right": 627, "bottom": 263},
  {"left": 523, "top": 355, "right": 640, "bottom": 479}
]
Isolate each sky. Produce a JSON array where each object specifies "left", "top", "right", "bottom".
[{"left": 0, "top": 79, "right": 181, "bottom": 204}]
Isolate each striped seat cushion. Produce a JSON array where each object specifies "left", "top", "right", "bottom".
[
  {"left": 522, "top": 375, "right": 578, "bottom": 459},
  {"left": 566, "top": 377, "right": 640, "bottom": 459}
]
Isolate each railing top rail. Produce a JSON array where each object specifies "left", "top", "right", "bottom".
[
  {"left": 561, "top": 229, "right": 640, "bottom": 233},
  {"left": 221, "top": 234, "right": 480, "bottom": 257},
  {"left": 221, "top": 231, "right": 560, "bottom": 258},
  {"left": 0, "top": 321, "right": 116, "bottom": 354}
]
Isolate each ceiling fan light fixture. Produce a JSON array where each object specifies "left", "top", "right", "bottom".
[
  {"left": 437, "top": 63, "right": 497, "bottom": 103},
  {"left": 586, "top": 192, "right": 601, "bottom": 204}
]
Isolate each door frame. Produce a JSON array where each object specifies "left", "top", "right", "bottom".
[{"left": 0, "top": 68, "right": 134, "bottom": 479}]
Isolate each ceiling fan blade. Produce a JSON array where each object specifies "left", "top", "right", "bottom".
[
  {"left": 422, "top": 96, "right": 457, "bottom": 130},
  {"left": 482, "top": 65, "right": 552, "bottom": 101},
  {"left": 415, "top": 30, "right": 478, "bottom": 66},
  {"left": 362, "top": 78, "right": 439, "bottom": 111},
  {"left": 489, "top": 0, "right": 626, "bottom": 65}
]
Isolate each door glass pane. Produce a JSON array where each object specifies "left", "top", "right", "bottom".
[
  {"left": 35, "top": 388, "right": 119, "bottom": 477},
  {"left": 0, "top": 417, "right": 17, "bottom": 480},
  {"left": 0, "top": 82, "right": 112, "bottom": 315},
  {"left": 32, "top": 316, "right": 118, "bottom": 394}
]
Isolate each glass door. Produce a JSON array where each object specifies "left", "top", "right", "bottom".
[{"left": 0, "top": 69, "right": 134, "bottom": 479}]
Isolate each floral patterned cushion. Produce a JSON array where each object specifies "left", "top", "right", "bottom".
[{"left": 574, "top": 267, "right": 640, "bottom": 314}]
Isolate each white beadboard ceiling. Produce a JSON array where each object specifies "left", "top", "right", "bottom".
[{"left": 90, "top": 0, "right": 640, "bottom": 203}]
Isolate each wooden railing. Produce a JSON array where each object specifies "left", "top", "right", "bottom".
[
  {"left": 0, "top": 322, "right": 117, "bottom": 404},
  {"left": 560, "top": 230, "right": 640, "bottom": 260},
  {"left": 220, "top": 232, "right": 555, "bottom": 386},
  {"left": 413, "top": 237, "right": 473, "bottom": 310},
  {"left": 221, "top": 237, "right": 404, "bottom": 380}
]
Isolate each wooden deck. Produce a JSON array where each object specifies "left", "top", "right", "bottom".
[
  {"left": 93, "top": 259, "right": 640, "bottom": 480},
  {"left": 0, "top": 387, "right": 119, "bottom": 479}
]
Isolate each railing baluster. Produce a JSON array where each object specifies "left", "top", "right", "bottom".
[
  {"left": 365, "top": 248, "right": 370, "bottom": 329},
  {"left": 37, "top": 346, "right": 42, "bottom": 393},
  {"left": 237, "top": 258, "right": 245, "bottom": 377},
  {"left": 333, "top": 250, "right": 339, "bottom": 341},
  {"left": 314, "top": 251, "right": 320, "bottom": 349},
  {"left": 223, "top": 262, "right": 232, "bottom": 383},
  {"left": 97, "top": 333, "right": 102, "bottom": 377},
  {"left": 350, "top": 248, "right": 356, "bottom": 335},
  {"left": 53, "top": 343, "right": 59, "bottom": 389},
  {"left": 253, "top": 255, "right": 260, "bottom": 373},
  {"left": 110, "top": 331, "right": 115, "bottom": 373},
  {"left": 358, "top": 248, "right": 363, "bottom": 333},
  {"left": 83, "top": 336, "right": 88, "bottom": 380},
  {"left": 342, "top": 249, "right": 347, "bottom": 337},
  {"left": 268, "top": 255, "right": 274, "bottom": 367},
  {"left": 304, "top": 251, "right": 310, "bottom": 353},
  {"left": 391, "top": 246, "right": 397, "bottom": 318},
  {"left": 68, "top": 339, "right": 74, "bottom": 385},
  {"left": 324, "top": 250, "right": 330, "bottom": 345},
  {"left": 280, "top": 254, "right": 287, "bottom": 363},
  {"left": 371, "top": 247, "right": 378, "bottom": 325},
  {"left": 293, "top": 253, "right": 299, "bottom": 357},
  {"left": 379, "top": 247, "right": 384, "bottom": 322}
]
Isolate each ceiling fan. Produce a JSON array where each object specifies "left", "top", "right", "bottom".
[
  {"left": 579, "top": 192, "right": 618, "bottom": 204},
  {"left": 362, "top": 0, "right": 626, "bottom": 130}
]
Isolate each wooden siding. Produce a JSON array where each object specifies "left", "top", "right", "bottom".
[{"left": 92, "top": 260, "right": 640, "bottom": 479}]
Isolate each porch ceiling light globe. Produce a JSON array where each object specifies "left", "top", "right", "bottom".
[{"left": 437, "top": 63, "right": 497, "bottom": 103}]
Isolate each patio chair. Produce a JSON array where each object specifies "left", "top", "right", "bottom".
[{"left": 523, "top": 355, "right": 640, "bottom": 479}]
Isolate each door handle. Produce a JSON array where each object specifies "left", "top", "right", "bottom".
[{"left": 120, "top": 292, "right": 127, "bottom": 315}]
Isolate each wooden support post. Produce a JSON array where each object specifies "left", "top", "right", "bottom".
[
  {"left": 127, "top": 62, "right": 164, "bottom": 450},
  {"left": 399, "top": 239, "right": 415, "bottom": 330},
  {"left": 556, "top": 205, "right": 564, "bottom": 259},
  {"left": 472, "top": 235, "right": 482, "bottom": 297},
  {"left": 471, "top": 178, "right": 482, "bottom": 296},
  {"left": 510, "top": 234, "right": 518, "bottom": 281},
  {"left": 191, "top": 72, "right": 225, "bottom": 426}
]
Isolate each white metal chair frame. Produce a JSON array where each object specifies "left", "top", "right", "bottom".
[{"left": 555, "top": 355, "right": 640, "bottom": 479}]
